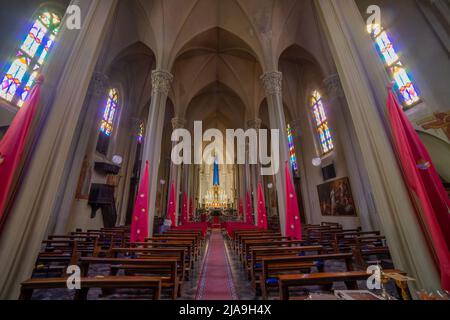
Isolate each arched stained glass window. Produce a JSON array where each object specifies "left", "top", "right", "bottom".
[
  {"left": 286, "top": 124, "right": 298, "bottom": 174},
  {"left": 0, "top": 11, "right": 61, "bottom": 107},
  {"left": 100, "top": 88, "right": 119, "bottom": 136},
  {"left": 137, "top": 120, "right": 145, "bottom": 143},
  {"left": 367, "top": 23, "right": 420, "bottom": 108},
  {"left": 311, "top": 90, "right": 334, "bottom": 154}
]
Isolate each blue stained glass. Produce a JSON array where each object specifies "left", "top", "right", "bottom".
[{"left": 0, "top": 11, "right": 61, "bottom": 107}]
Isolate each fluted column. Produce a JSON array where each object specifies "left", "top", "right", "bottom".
[
  {"left": 316, "top": 0, "right": 440, "bottom": 291},
  {"left": 142, "top": 70, "right": 173, "bottom": 235},
  {"left": 261, "top": 71, "right": 290, "bottom": 234}
]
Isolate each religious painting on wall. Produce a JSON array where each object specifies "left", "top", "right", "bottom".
[{"left": 317, "top": 177, "right": 357, "bottom": 217}]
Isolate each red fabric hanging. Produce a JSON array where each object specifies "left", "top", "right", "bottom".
[
  {"left": 257, "top": 182, "right": 268, "bottom": 230},
  {"left": 167, "top": 182, "right": 177, "bottom": 227},
  {"left": 181, "top": 192, "right": 188, "bottom": 225},
  {"left": 386, "top": 86, "right": 450, "bottom": 290},
  {"left": 284, "top": 161, "right": 302, "bottom": 240},
  {"left": 0, "top": 76, "right": 43, "bottom": 231},
  {"left": 245, "top": 191, "right": 254, "bottom": 225},
  {"left": 130, "top": 161, "right": 150, "bottom": 242}
]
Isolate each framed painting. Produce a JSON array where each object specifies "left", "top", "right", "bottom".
[{"left": 317, "top": 177, "right": 357, "bottom": 217}]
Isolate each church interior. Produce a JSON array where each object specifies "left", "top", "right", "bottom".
[{"left": 0, "top": 0, "right": 449, "bottom": 302}]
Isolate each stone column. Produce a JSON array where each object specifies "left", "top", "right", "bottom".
[
  {"left": 51, "top": 71, "right": 109, "bottom": 234},
  {"left": 261, "top": 71, "right": 290, "bottom": 234},
  {"left": 316, "top": 0, "right": 441, "bottom": 291},
  {"left": 323, "top": 73, "right": 380, "bottom": 231},
  {"left": 167, "top": 117, "right": 185, "bottom": 225},
  {"left": 142, "top": 70, "right": 173, "bottom": 235},
  {"left": 0, "top": 0, "right": 119, "bottom": 299}
]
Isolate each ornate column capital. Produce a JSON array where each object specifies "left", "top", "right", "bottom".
[
  {"left": 261, "top": 71, "right": 282, "bottom": 96},
  {"left": 152, "top": 70, "right": 173, "bottom": 96},
  {"left": 88, "top": 72, "right": 109, "bottom": 98},
  {"left": 171, "top": 117, "right": 186, "bottom": 130},
  {"left": 247, "top": 118, "right": 262, "bottom": 130},
  {"left": 289, "top": 119, "right": 303, "bottom": 138},
  {"left": 323, "top": 73, "right": 345, "bottom": 101}
]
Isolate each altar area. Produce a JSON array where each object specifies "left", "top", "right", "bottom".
[{"left": 198, "top": 159, "right": 237, "bottom": 227}]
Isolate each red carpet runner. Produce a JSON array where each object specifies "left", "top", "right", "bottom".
[{"left": 196, "top": 230, "right": 237, "bottom": 300}]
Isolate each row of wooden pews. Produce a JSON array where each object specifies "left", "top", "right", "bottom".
[
  {"left": 20, "top": 226, "right": 207, "bottom": 300},
  {"left": 226, "top": 222, "right": 409, "bottom": 300}
]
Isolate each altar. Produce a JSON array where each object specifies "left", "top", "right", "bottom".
[{"left": 199, "top": 158, "right": 234, "bottom": 211}]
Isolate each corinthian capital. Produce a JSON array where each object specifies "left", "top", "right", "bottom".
[
  {"left": 247, "top": 118, "right": 262, "bottom": 130},
  {"left": 261, "top": 71, "right": 282, "bottom": 96},
  {"left": 88, "top": 72, "right": 109, "bottom": 98},
  {"left": 290, "top": 119, "right": 303, "bottom": 138},
  {"left": 323, "top": 74, "right": 344, "bottom": 101},
  {"left": 152, "top": 70, "right": 173, "bottom": 96},
  {"left": 171, "top": 117, "right": 186, "bottom": 130}
]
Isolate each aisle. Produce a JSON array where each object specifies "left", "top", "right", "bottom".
[{"left": 196, "top": 230, "right": 238, "bottom": 300}]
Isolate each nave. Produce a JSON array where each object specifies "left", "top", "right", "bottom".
[{"left": 19, "top": 221, "right": 409, "bottom": 301}]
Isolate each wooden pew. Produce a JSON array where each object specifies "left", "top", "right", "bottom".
[
  {"left": 146, "top": 237, "right": 199, "bottom": 261},
  {"left": 152, "top": 234, "right": 202, "bottom": 258},
  {"left": 79, "top": 256, "right": 180, "bottom": 300},
  {"left": 232, "top": 230, "right": 277, "bottom": 250},
  {"left": 352, "top": 246, "right": 392, "bottom": 270},
  {"left": 241, "top": 239, "right": 304, "bottom": 266},
  {"left": 248, "top": 246, "right": 323, "bottom": 288},
  {"left": 259, "top": 253, "right": 354, "bottom": 299},
  {"left": 277, "top": 269, "right": 405, "bottom": 300},
  {"left": 20, "top": 276, "right": 162, "bottom": 300},
  {"left": 111, "top": 247, "right": 190, "bottom": 280},
  {"left": 235, "top": 233, "right": 282, "bottom": 256}
]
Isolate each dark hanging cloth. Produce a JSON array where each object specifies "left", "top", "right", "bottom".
[{"left": 88, "top": 184, "right": 117, "bottom": 228}]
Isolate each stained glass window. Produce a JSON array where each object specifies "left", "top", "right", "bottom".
[
  {"left": 137, "top": 120, "right": 145, "bottom": 143},
  {"left": 0, "top": 11, "right": 61, "bottom": 107},
  {"left": 311, "top": 91, "right": 334, "bottom": 154},
  {"left": 367, "top": 23, "right": 420, "bottom": 108},
  {"left": 100, "top": 89, "right": 119, "bottom": 136},
  {"left": 286, "top": 124, "right": 298, "bottom": 173}
]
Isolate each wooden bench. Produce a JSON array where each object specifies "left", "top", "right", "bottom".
[
  {"left": 111, "top": 247, "right": 190, "bottom": 280},
  {"left": 20, "top": 276, "right": 162, "bottom": 300},
  {"left": 241, "top": 239, "right": 304, "bottom": 265},
  {"left": 259, "top": 253, "right": 354, "bottom": 299},
  {"left": 79, "top": 256, "right": 180, "bottom": 299},
  {"left": 277, "top": 269, "right": 405, "bottom": 300},
  {"left": 248, "top": 246, "right": 323, "bottom": 286}
]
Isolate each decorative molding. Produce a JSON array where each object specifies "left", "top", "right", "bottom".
[
  {"left": 171, "top": 117, "right": 186, "bottom": 129},
  {"left": 247, "top": 118, "right": 262, "bottom": 130},
  {"left": 152, "top": 70, "right": 173, "bottom": 96},
  {"left": 323, "top": 73, "right": 344, "bottom": 101},
  {"left": 261, "top": 71, "right": 282, "bottom": 96},
  {"left": 88, "top": 72, "right": 109, "bottom": 98},
  {"left": 290, "top": 119, "right": 303, "bottom": 137}
]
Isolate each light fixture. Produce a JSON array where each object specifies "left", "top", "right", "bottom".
[
  {"left": 112, "top": 155, "right": 123, "bottom": 165},
  {"left": 312, "top": 157, "right": 322, "bottom": 167}
]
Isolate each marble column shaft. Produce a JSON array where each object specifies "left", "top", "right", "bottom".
[
  {"left": 261, "top": 71, "right": 290, "bottom": 234},
  {"left": 142, "top": 70, "right": 173, "bottom": 235}
]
